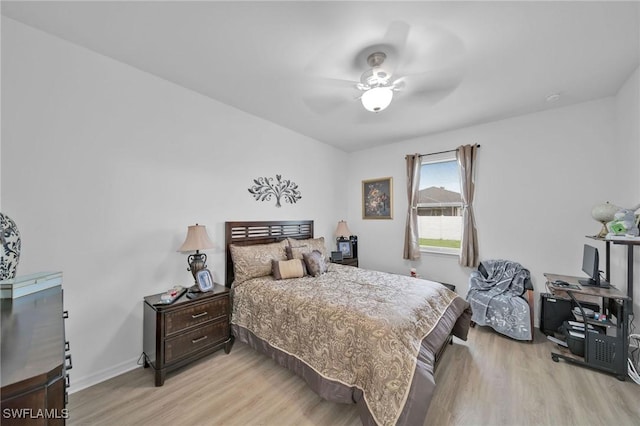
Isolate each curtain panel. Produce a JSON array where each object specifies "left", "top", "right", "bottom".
[
  {"left": 457, "top": 144, "right": 479, "bottom": 267},
  {"left": 403, "top": 154, "right": 421, "bottom": 260}
]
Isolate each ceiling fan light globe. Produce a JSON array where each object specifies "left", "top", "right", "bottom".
[{"left": 361, "top": 87, "right": 393, "bottom": 112}]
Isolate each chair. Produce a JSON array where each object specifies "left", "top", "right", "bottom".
[{"left": 466, "top": 259, "right": 534, "bottom": 341}]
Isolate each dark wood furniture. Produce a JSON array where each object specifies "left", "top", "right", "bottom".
[
  {"left": 143, "top": 284, "right": 233, "bottom": 386},
  {"left": 1, "top": 286, "right": 70, "bottom": 425},
  {"left": 332, "top": 257, "right": 358, "bottom": 267},
  {"left": 225, "top": 220, "right": 314, "bottom": 287}
]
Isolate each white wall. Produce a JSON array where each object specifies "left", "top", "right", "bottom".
[
  {"left": 346, "top": 97, "right": 629, "bottom": 327},
  {"left": 2, "top": 15, "right": 638, "bottom": 392},
  {"left": 1, "top": 18, "right": 347, "bottom": 392},
  {"left": 614, "top": 66, "right": 640, "bottom": 317}
]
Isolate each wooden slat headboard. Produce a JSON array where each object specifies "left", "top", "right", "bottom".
[{"left": 225, "top": 220, "right": 314, "bottom": 287}]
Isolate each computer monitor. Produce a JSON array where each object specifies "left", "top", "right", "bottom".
[{"left": 579, "top": 244, "right": 609, "bottom": 288}]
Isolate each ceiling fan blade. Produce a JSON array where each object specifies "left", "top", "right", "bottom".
[
  {"left": 302, "top": 74, "right": 363, "bottom": 115},
  {"left": 307, "top": 76, "right": 359, "bottom": 90},
  {"left": 381, "top": 21, "right": 410, "bottom": 75},
  {"left": 399, "top": 66, "right": 465, "bottom": 95},
  {"left": 391, "top": 76, "right": 407, "bottom": 91},
  {"left": 408, "top": 86, "right": 458, "bottom": 105},
  {"left": 395, "top": 23, "right": 466, "bottom": 77},
  {"left": 383, "top": 21, "right": 410, "bottom": 49}
]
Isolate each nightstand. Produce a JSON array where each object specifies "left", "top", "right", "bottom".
[
  {"left": 143, "top": 283, "right": 233, "bottom": 386},
  {"left": 332, "top": 257, "right": 358, "bottom": 267}
]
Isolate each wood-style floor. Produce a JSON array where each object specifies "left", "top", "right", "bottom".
[{"left": 68, "top": 327, "right": 640, "bottom": 425}]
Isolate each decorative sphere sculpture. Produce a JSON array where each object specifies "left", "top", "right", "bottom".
[
  {"left": 0, "top": 212, "right": 21, "bottom": 280},
  {"left": 591, "top": 202, "right": 620, "bottom": 238}
]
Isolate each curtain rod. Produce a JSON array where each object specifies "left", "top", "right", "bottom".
[{"left": 405, "top": 144, "right": 481, "bottom": 159}]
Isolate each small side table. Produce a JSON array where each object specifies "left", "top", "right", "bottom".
[
  {"left": 332, "top": 257, "right": 358, "bottom": 267},
  {"left": 143, "top": 283, "right": 234, "bottom": 386}
]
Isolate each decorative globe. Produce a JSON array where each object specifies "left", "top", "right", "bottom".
[
  {"left": 0, "top": 212, "right": 21, "bottom": 280},
  {"left": 591, "top": 202, "right": 620, "bottom": 237}
]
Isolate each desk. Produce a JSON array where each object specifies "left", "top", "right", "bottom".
[{"left": 544, "top": 273, "right": 630, "bottom": 381}]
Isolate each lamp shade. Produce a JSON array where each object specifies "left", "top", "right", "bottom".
[
  {"left": 335, "top": 220, "right": 352, "bottom": 239},
  {"left": 361, "top": 87, "right": 393, "bottom": 112},
  {"left": 178, "top": 224, "right": 214, "bottom": 252}
]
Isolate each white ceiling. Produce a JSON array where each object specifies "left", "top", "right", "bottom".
[{"left": 2, "top": 1, "right": 639, "bottom": 152}]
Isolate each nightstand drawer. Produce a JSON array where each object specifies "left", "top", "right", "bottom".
[
  {"left": 165, "top": 318, "right": 229, "bottom": 364},
  {"left": 165, "top": 297, "right": 229, "bottom": 336}
]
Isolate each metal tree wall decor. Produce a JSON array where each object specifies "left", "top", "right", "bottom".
[{"left": 248, "top": 174, "right": 302, "bottom": 208}]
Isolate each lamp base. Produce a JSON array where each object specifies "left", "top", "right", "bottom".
[{"left": 187, "top": 251, "right": 207, "bottom": 286}]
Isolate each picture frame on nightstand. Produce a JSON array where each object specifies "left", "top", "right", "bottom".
[
  {"left": 337, "top": 240, "right": 353, "bottom": 258},
  {"left": 331, "top": 251, "right": 343, "bottom": 262},
  {"left": 196, "top": 269, "right": 214, "bottom": 292}
]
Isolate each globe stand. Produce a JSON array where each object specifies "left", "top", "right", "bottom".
[{"left": 595, "top": 221, "right": 609, "bottom": 238}]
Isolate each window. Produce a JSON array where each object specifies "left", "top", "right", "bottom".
[{"left": 417, "top": 152, "right": 462, "bottom": 254}]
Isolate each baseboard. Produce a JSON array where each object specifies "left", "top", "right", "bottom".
[{"left": 68, "top": 356, "right": 140, "bottom": 394}]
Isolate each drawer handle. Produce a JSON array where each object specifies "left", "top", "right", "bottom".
[
  {"left": 192, "top": 335, "right": 208, "bottom": 344},
  {"left": 65, "top": 354, "right": 73, "bottom": 370},
  {"left": 191, "top": 311, "right": 208, "bottom": 319},
  {"left": 65, "top": 341, "right": 70, "bottom": 352},
  {"left": 63, "top": 310, "right": 69, "bottom": 319}
]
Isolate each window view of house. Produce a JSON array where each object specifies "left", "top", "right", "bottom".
[{"left": 418, "top": 155, "right": 462, "bottom": 252}]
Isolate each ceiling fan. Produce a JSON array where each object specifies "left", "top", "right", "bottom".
[
  {"left": 357, "top": 51, "right": 401, "bottom": 112},
  {"left": 304, "top": 21, "right": 465, "bottom": 115}
]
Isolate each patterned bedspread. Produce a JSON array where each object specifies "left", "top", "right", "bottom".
[{"left": 231, "top": 263, "right": 470, "bottom": 426}]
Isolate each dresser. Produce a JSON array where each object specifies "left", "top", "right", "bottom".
[
  {"left": 143, "top": 284, "right": 233, "bottom": 386},
  {"left": 1, "top": 283, "right": 70, "bottom": 425}
]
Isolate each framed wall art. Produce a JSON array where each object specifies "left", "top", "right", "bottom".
[{"left": 362, "top": 177, "right": 393, "bottom": 220}]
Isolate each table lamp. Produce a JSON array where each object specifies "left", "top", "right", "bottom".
[
  {"left": 335, "top": 220, "right": 352, "bottom": 242},
  {"left": 178, "top": 224, "right": 214, "bottom": 291}
]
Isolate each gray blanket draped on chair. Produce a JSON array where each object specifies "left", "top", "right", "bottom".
[{"left": 466, "top": 259, "right": 532, "bottom": 340}]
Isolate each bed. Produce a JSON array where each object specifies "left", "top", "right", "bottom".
[{"left": 225, "top": 220, "right": 471, "bottom": 426}]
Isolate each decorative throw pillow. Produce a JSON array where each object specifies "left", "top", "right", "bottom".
[
  {"left": 287, "top": 237, "right": 329, "bottom": 262},
  {"left": 272, "top": 259, "right": 307, "bottom": 280},
  {"left": 285, "top": 244, "right": 309, "bottom": 260},
  {"left": 229, "top": 240, "right": 288, "bottom": 284},
  {"left": 302, "top": 250, "right": 328, "bottom": 277}
]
